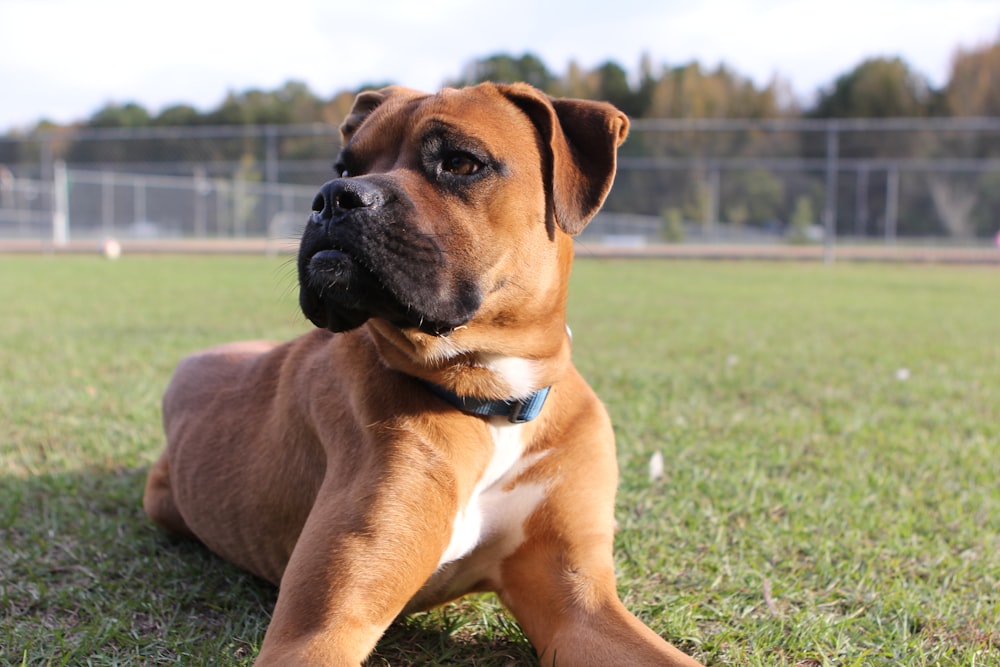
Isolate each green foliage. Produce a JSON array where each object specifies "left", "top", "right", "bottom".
[
  {"left": 787, "top": 195, "right": 816, "bottom": 243},
  {"left": 449, "top": 52, "right": 554, "bottom": 91},
  {"left": 722, "top": 169, "right": 785, "bottom": 224},
  {"left": 155, "top": 104, "right": 202, "bottom": 126},
  {"left": 8, "top": 29, "right": 1000, "bottom": 139},
  {"left": 203, "top": 81, "right": 324, "bottom": 126},
  {"left": 593, "top": 60, "right": 654, "bottom": 118},
  {"left": 972, "top": 170, "right": 1000, "bottom": 235},
  {"left": 660, "top": 207, "right": 686, "bottom": 242},
  {"left": 810, "top": 57, "right": 932, "bottom": 118},
  {"left": 649, "top": 62, "right": 786, "bottom": 119},
  {"left": 88, "top": 102, "right": 153, "bottom": 128},
  {"left": 945, "top": 35, "right": 1000, "bottom": 116},
  {"left": 684, "top": 178, "right": 713, "bottom": 227},
  {"left": 725, "top": 202, "right": 749, "bottom": 226},
  {"left": 2, "top": 256, "right": 999, "bottom": 666}
]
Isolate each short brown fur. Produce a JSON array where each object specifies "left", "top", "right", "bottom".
[{"left": 144, "top": 82, "right": 703, "bottom": 666}]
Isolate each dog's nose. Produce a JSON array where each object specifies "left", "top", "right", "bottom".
[{"left": 311, "top": 179, "right": 383, "bottom": 221}]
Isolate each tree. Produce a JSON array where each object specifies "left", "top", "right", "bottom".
[
  {"left": 155, "top": 105, "right": 202, "bottom": 126},
  {"left": 809, "top": 57, "right": 933, "bottom": 118},
  {"left": 450, "top": 53, "right": 554, "bottom": 91},
  {"left": 722, "top": 169, "right": 785, "bottom": 225},
  {"left": 593, "top": 60, "right": 651, "bottom": 118},
  {"left": 928, "top": 175, "right": 977, "bottom": 239},
  {"left": 595, "top": 61, "right": 630, "bottom": 104},
  {"left": 202, "top": 82, "right": 323, "bottom": 126},
  {"left": 87, "top": 102, "right": 152, "bottom": 128},
  {"left": 558, "top": 60, "right": 593, "bottom": 99},
  {"left": 971, "top": 170, "right": 1000, "bottom": 236},
  {"left": 788, "top": 195, "right": 817, "bottom": 243},
  {"left": 944, "top": 30, "right": 1000, "bottom": 117},
  {"left": 649, "top": 62, "right": 786, "bottom": 119},
  {"left": 933, "top": 32, "right": 1000, "bottom": 239}
]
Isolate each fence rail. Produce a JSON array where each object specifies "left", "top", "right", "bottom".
[
  {"left": 1, "top": 118, "right": 999, "bottom": 259},
  {"left": 0, "top": 166, "right": 316, "bottom": 244}
]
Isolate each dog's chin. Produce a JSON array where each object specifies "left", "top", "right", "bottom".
[
  {"left": 299, "top": 251, "right": 475, "bottom": 337},
  {"left": 299, "top": 250, "right": 372, "bottom": 332}
]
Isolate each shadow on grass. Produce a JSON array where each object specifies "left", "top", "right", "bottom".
[
  {"left": 367, "top": 615, "right": 537, "bottom": 666},
  {"left": 0, "top": 466, "right": 538, "bottom": 666}
]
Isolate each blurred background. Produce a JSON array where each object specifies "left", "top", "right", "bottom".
[{"left": 1, "top": 0, "right": 998, "bottom": 256}]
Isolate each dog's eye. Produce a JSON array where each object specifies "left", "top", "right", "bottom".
[{"left": 442, "top": 153, "right": 481, "bottom": 176}]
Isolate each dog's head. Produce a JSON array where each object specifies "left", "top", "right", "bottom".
[{"left": 297, "top": 82, "right": 628, "bottom": 339}]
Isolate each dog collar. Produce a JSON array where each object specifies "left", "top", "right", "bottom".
[{"left": 419, "top": 380, "right": 551, "bottom": 424}]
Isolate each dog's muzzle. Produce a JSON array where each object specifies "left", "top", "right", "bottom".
[
  {"left": 297, "top": 177, "right": 482, "bottom": 336},
  {"left": 303, "top": 179, "right": 383, "bottom": 273}
]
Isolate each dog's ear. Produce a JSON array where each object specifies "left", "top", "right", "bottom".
[
  {"left": 498, "top": 83, "right": 629, "bottom": 235},
  {"left": 340, "top": 86, "right": 426, "bottom": 144},
  {"left": 340, "top": 91, "right": 387, "bottom": 143}
]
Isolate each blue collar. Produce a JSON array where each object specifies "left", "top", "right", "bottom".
[{"left": 419, "top": 379, "right": 551, "bottom": 423}]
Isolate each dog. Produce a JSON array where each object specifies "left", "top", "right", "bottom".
[{"left": 143, "top": 82, "right": 704, "bottom": 666}]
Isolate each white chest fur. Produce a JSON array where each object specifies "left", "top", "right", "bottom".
[{"left": 436, "top": 419, "right": 546, "bottom": 570}]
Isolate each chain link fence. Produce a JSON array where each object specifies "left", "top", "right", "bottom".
[{"left": 2, "top": 119, "right": 999, "bottom": 256}]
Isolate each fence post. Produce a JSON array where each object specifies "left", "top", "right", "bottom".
[
  {"left": 52, "top": 160, "right": 68, "bottom": 247},
  {"left": 265, "top": 127, "right": 280, "bottom": 231},
  {"left": 193, "top": 167, "right": 208, "bottom": 237},
  {"left": 885, "top": 168, "right": 899, "bottom": 244},
  {"left": 822, "top": 124, "right": 838, "bottom": 263},
  {"left": 134, "top": 176, "right": 147, "bottom": 228},
  {"left": 707, "top": 167, "right": 720, "bottom": 237},
  {"left": 854, "top": 166, "right": 869, "bottom": 238},
  {"left": 101, "top": 171, "right": 115, "bottom": 238}
]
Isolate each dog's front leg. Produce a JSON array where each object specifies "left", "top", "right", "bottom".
[
  {"left": 253, "top": 467, "right": 455, "bottom": 666},
  {"left": 499, "top": 516, "right": 704, "bottom": 667},
  {"left": 495, "top": 415, "right": 705, "bottom": 667}
]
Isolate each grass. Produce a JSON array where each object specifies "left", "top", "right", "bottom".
[{"left": 1, "top": 254, "right": 998, "bottom": 666}]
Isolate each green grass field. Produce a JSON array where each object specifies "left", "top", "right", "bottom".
[{"left": 1, "top": 255, "right": 998, "bottom": 666}]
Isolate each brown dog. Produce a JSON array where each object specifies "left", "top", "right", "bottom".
[{"left": 143, "top": 82, "right": 704, "bottom": 666}]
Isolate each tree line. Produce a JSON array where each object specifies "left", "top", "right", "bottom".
[
  {"left": 3, "top": 31, "right": 997, "bottom": 239},
  {"left": 11, "top": 28, "right": 1000, "bottom": 134}
]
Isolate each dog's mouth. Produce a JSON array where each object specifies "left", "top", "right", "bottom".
[
  {"left": 311, "top": 248, "right": 349, "bottom": 264},
  {"left": 298, "top": 220, "right": 481, "bottom": 337},
  {"left": 308, "top": 248, "right": 352, "bottom": 278},
  {"left": 298, "top": 240, "right": 369, "bottom": 333}
]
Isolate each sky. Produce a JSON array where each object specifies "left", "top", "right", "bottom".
[{"left": 1, "top": 0, "right": 998, "bottom": 131}]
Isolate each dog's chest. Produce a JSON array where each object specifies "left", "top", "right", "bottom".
[
  {"left": 415, "top": 419, "right": 546, "bottom": 604},
  {"left": 440, "top": 421, "right": 546, "bottom": 566}
]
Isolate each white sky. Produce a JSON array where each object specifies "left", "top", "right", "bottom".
[{"left": 1, "top": 0, "right": 998, "bottom": 130}]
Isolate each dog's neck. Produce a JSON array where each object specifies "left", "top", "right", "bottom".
[
  {"left": 364, "top": 232, "right": 576, "bottom": 403},
  {"left": 417, "top": 378, "right": 551, "bottom": 423},
  {"left": 365, "top": 317, "right": 573, "bottom": 402}
]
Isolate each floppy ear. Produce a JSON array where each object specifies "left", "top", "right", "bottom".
[
  {"left": 497, "top": 83, "right": 629, "bottom": 235},
  {"left": 339, "top": 86, "right": 427, "bottom": 144}
]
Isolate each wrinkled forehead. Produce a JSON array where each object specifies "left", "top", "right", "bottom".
[{"left": 347, "top": 86, "right": 538, "bottom": 158}]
